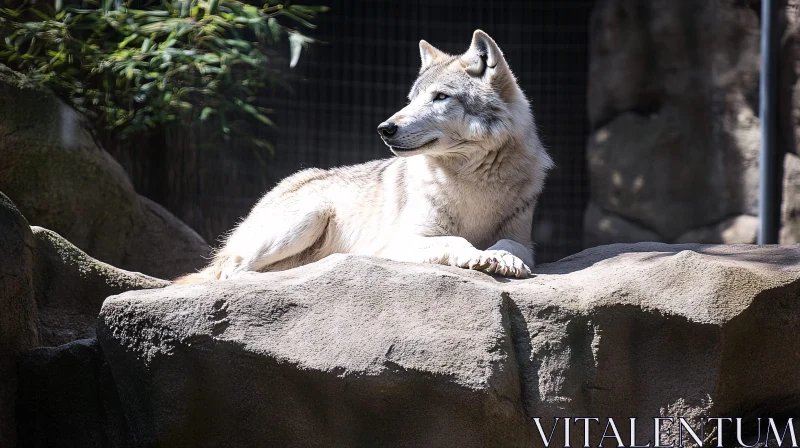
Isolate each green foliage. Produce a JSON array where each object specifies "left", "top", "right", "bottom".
[{"left": 0, "top": 0, "right": 326, "bottom": 150}]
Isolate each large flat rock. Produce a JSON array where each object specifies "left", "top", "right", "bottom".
[
  {"left": 100, "top": 256, "right": 531, "bottom": 447},
  {"left": 99, "top": 243, "right": 800, "bottom": 447}
]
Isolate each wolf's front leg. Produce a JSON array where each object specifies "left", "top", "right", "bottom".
[{"left": 382, "top": 236, "right": 531, "bottom": 278}]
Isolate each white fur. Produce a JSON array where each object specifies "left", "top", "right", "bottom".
[{"left": 175, "top": 30, "right": 553, "bottom": 284}]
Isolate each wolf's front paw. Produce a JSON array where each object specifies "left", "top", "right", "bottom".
[{"left": 455, "top": 249, "right": 532, "bottom": 278}]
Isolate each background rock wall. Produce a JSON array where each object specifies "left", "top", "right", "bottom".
[
  {"left": 0, "top": 64, "right": 210, "bottom": 280},
  {"left": 585, "top": 0, "right": 800, "bottom": 246}
]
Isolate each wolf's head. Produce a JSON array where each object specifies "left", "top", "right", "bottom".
[{"left": 378, "top": 30, "right": 533, "bottom": 158}]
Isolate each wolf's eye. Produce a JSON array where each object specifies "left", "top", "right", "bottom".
[{"left": 434, "top": 92, "right": 448, "bottom": 101}]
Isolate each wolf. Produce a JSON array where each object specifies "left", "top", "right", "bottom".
[{"left": 175, "top": 30, "right": 553, "bottom": 284}]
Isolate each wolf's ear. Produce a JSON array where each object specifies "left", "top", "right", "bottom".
[
  {"left": 463, "top": 30, "right": 507, "bottom": 79},
  {"left": 419, "top": 40, "right": 444, "bottom": 70}
]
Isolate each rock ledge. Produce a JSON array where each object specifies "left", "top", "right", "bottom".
[{"left": 98, "top": 243, "right": 800, "bottom": 447}]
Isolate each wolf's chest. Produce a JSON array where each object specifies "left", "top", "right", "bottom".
[{"left": 428, "top": 194, "right": 512, "bottom": 246}]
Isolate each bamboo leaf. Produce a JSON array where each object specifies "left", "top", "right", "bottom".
[
  {"left": 200, "top": 106, "right": 213, "bottom": 120},
  {"left": 207, "top": 0, "right": 219, "bottom": 15},
  {"left": 118, "top": 33, "right": 138, "bottom": 48},
  {"left": 0, "top": 0, "right": 324, "bottom": 149}
]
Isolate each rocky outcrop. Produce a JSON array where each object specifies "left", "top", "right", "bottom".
[
  {"left": 16, "top": 339, "right": 132, "bottom": 448},
  {"left": 585, "top": 0, "right": 800, "bottom": 245},
  {"left": 514, "top": 243, "right": 800, "bottom": 445},
  {"left": 0, "top": 193, "right": 38, "bottom": 447},
  {"left": 96, "top": 244, "right": 800, "bottom": 447},
  {"left": 0, "top": 64, "right": 210, "bottom": 279},
  {"left": 0, "top": 193, "right": 168, "bottom": 447},
  {"left": 99, "top": 256, "right": 532, "bottom": 447},
  {"left": 31, "top": 227, "right": 169, "bottom": 347}
]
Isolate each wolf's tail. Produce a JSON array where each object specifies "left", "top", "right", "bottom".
[{"left": 172, "top": 256, "right": 227, "bottom": 285}]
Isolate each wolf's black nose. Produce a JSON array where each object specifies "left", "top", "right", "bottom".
[{"left": 378, "top": 122, "right": 398, "bottom": 138}]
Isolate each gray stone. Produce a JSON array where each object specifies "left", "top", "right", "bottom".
[
  {"left": 675, "top": 214, "right": 759, "bottom": 244},
  {"left": 0, "top": 193, "right": 168, "bottom": 446},
  {"left": 0, "top": 64, "right": 210, "bottom": 279},
  {"left": 586, "top": 109, "right": 760, "bottom": 240},
  {"left": 99, "top": 255, "right": 532, "bottom": 447},
  {"left": 782, "top": 152, "right": 800, "bottom": 244},
  {"left": 583, "top": 201, "right": 660, "bottom": 248},
  {"left": 99, "top": 244, "right": 800, "bottom": 447},
  {"left": 585, "top": 0, "right": 764, "bottom": 243},
  {"left": 0, "top": 192, "right": 38, "bottom": 447},
  {"left": 16, "top": 338, "right": 132, "bottom": 448},
  {"left": 31, "top": 226, "right": 169, "bottom": 347},
  {"left": 513, "top": 243, "right": 800, "bottom": 444},
  {"left": 780, "top": 0, "right": 800, "bottom": 163}
]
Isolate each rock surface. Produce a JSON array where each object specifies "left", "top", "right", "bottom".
[
  {"left": 584, "top": 0, "right": 800, "bottom": 245},
  {"left": 31, "top": 226, "right": 169, "bottom": 347},
  {"left": 0, "top": 193, "right": 168, "bottom": 446},
  {"left": 583, "top": 201, "right": 660, "bottom": 248},
  {"left": 0, "top": 64, "right": 210, "bottom": 279},
  {"left": 782, "top": 152, "right": 800, "bottom": 243},
  {"left": 511, "top": 243, "right": 800, "bottom": 445},
  {"left": 675, "top": 214, "right": 759, "bottom": 244},
  {"left": 16, "top": 339, "right": 132, "bottom": 448},
  {"left": 0, "top": 192, "right": 38, "bottom": 447},
  {"left": 99, "top": 256, "right": 531, "bottom": 447},
  {"left": 99, "top": 244, "right": 800, "bottom": 447}
]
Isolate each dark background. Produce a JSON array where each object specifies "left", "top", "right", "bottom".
[{"left": 112, "top": 0, "right": 596, "bottom": 263}]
